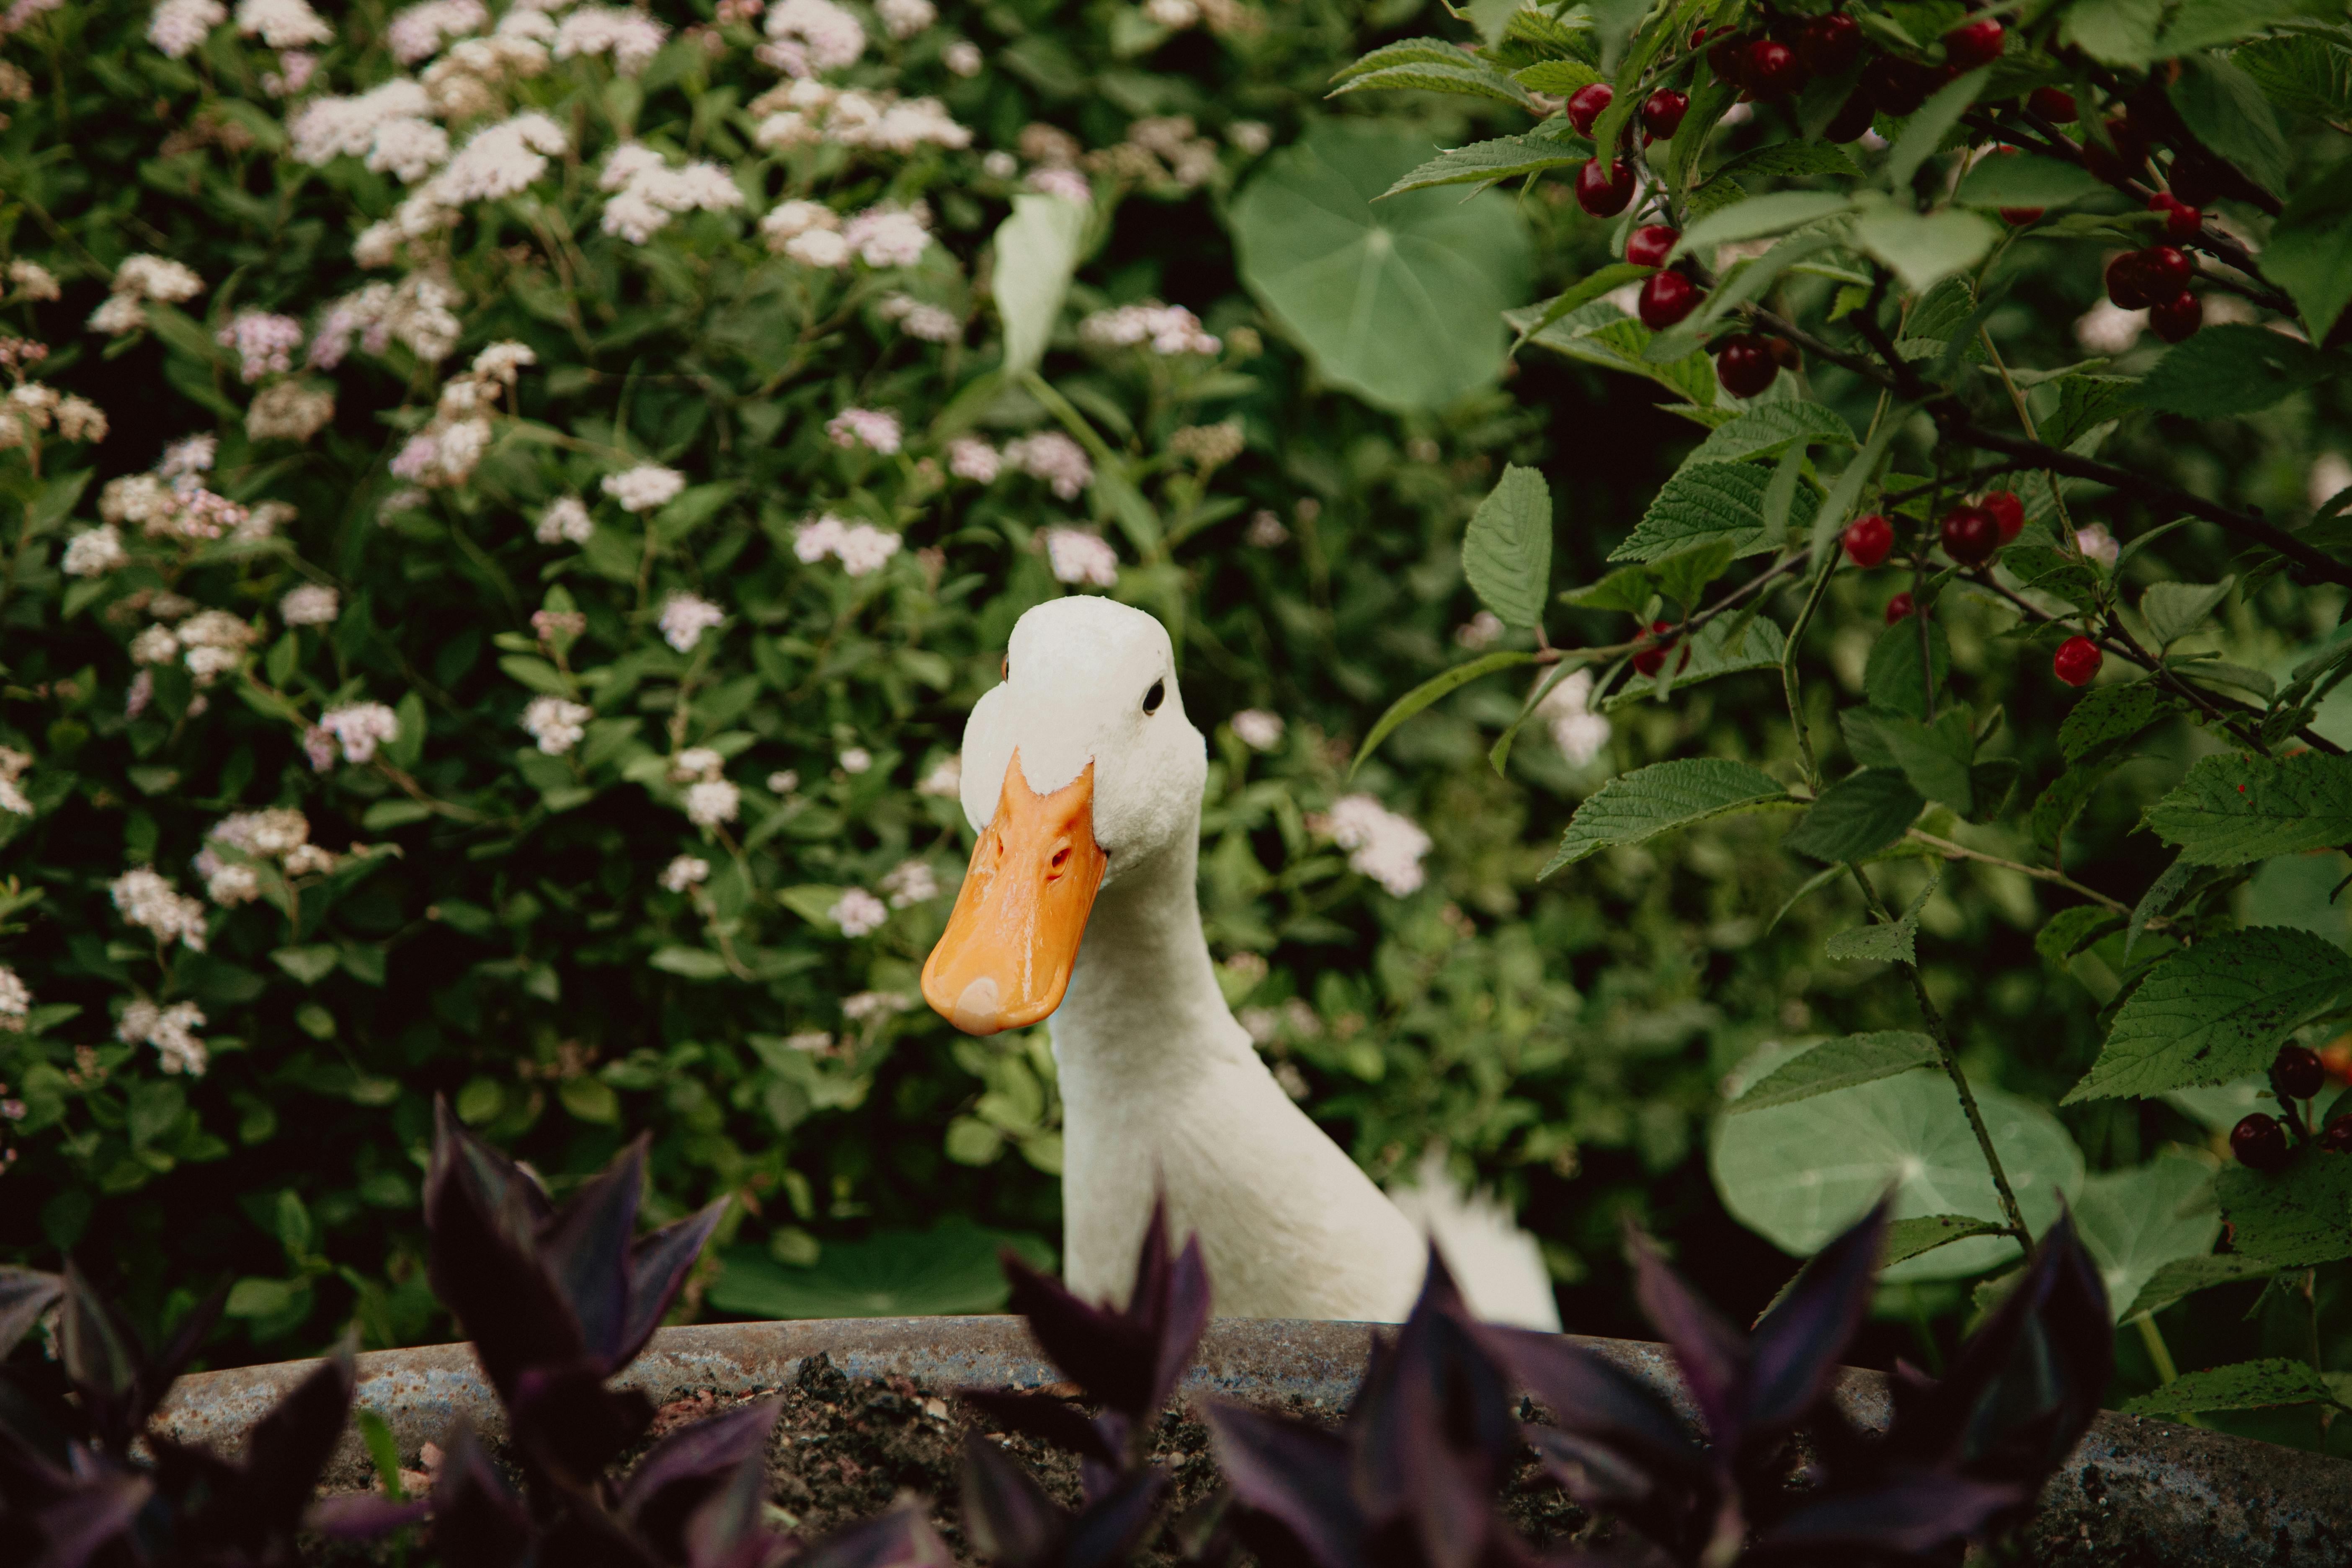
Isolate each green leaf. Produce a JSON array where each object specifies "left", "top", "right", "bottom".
[
  {"left": 1850, "top": 201, "right": 2000, "bottom": 292},
  {"left": 1880, "top": 1214, "right": 2008, "bottom": 1269},
  {"left": 1886, "top": 69, "right": 1989, "bottom": 190},
  {"left": 2044, "top": 374, "right": 2142, "bottom": 451},
  {"left": 1952, "top": 153, "right": 2112, "bottom": 209},
  {"left": 2064, "top": 926, "right": 2352, "bottom": 1101},
  {"left": 1542, "top": 758, "right": 1793, "bottom": 875},
  {"left": 2141, "top": 576, "right": 2233, "bottom": 648},
  {"left": 2262, "top": 155, "right": 2352, "bottom": 343},
  {"left": 1880, "top": 709, "right": 1976, "bottom": 816},
  {"left": 650, "top": 946, "right": 732, "bottom": 979},
  {"left": 2120, "top": 1253, "right": 2274, "bottom": 1323},
  {"left": 2145, "top": 749, "right": 2352, "bottom": 866},
  {"left": 1609, "top": 462, "right": 1774, "bottom": 563},
  {"left": 2074, "top": 1152, "right": 2221, "bottom": 1323},
  {"left": 224, "top": 1277, "right": 304, "bottom": 1319},
  {"left": 2036, "top": 904, "right": 2126, "bottom": 966},
  {"left": 993, "top": 193, "right": 1086, "bottom": 382},
  {"left": 1233, "top": 123, "right": 1533, "bottom": 414},
  {"left": 1331, "top": 36, "right": 1471, "bottom": 80},
  {"left": 1382, "top": 134, "right": 1589, "bottom": 196},
  {"left": 1509, "top": 261, "right": 1651, "bottom": 352},
  {"left": 1683, "top": 400, "right": 1854, "bottom": 468},
  {"left": 1863, "top": 616, "right": 1951, "bottom": 721},
  {"left": 1513, "top": 58, "right": 1607, "bottom": 94},
  {"left": 2060, "top": 681, "right": 2179, "bottom": 761},
  {"left": 1784, "top": 767, "right": 1925, "bottom": 862},
  {"left": 1462, "top": 464, "right": 1553, "bottom": 628},
  {"left": 2216, "top": 1153, "right": 2352, "bottom": 1266},
  {"left": 2061, "top": 0, "right": 2166, "bottom": 66},
  {"left": 707, "top": 1222, "right": 1053, "bottom": 1318},
  {"left": 1563, "top": 561, "right": 1665, "bottom": 614},
  {"left": 1726, "top": 1030, "right": 1939, "bottom": 1112},
  {"left": 2133, "top": 325, "right": 2334, "bottom": 418},
  {"left": 1351, "top": 650, "right": 1539, "bottom": 774},
  {"left": 1654, "top": 540, "right": 1739, "bottom": 609},
  {"left": 2122, "top": 1358, "right": 2345, "bottom": 1418},
  {"left": 361, "top": 800, "right": 433, "bottom": 830},
  {"left": 1601, "top": 614, "right": 1787, "bottom": 709},
  {"left": 1671, "top": 191, "right": 1857, "bottom": 258},
  {"left": 1711, "top": 1071, "right": 2082, "bottom": 1281},
  {"left": 2169, "top": 53, "right": 2290, "bottom": 196},
  {"left": 2003, "top": 545, "right": 2101, "bottom": 611},
  {"left": 1808, "top": 415, "right": 1904, "bottom": 556},
  {"left": 1327, "top": 59, "right": 1540, "bottom": 111},
  {"left": 1708, "top": 141, "right": 1863, "bottom": 185},
  {"left": 271, "top": 945, "right": 341, "bottom": 986},
  {"left": 2234, "top": 34, "right": 2352, "bottom": 122},
  {"left": 1825, "top": 910, "right": 1918, "bottom": 964}
]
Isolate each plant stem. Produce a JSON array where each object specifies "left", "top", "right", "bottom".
[
  {"left": 1780, "top": 551, "right": 1840, "bottom": 791},
  {"left": 2136, "top": 1315, "right": 2180, "bottom": 1385},
  {"left": 1902, "top": 827, "right": 2141, "bottom": 916},
  {"left": 1845, "top": 861, "right": 2032, "bottom": 1243}
]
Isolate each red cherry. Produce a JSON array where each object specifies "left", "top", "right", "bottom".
[
  {"left": 1747, "top": 38, "right": 1806, "bottom": 95},
  {"left": 1708, "top": 31, "right": 1751, "bottom": 85},
  {"left": 1982, "top": 490, "right": 2024, "bottom": 543},
  {"left": 1637, "top": 269, "right": 1702, "bottom": 330},
  {"left": 2139, "top": 245, "right": 2192, "bottom": 291},
  {"left": 1798, "top": 13, "right": 1862, "bottom": 75},
  {"left": 2150, "top": 194, "right": 2203, "bottom": 239},
  {"left": 1862, "top": 55, "right": 1932, "bottom": 116},
  {"left": 2150, "top": 290, "right": 2202, "bottom": 343},
  {"left": 1826, "top": 90, "right": 1875, "bottom": 143},
  {"left": 2053, "top": 635, "right": 2102, "bottom": 687},
  {"left": 1626, "top": 224, "right": 1679, "bottom": 268},
  {"left": 1714, "top": 334, "right": 1778, "bottom": 397},
  {"left": 1632, "top": 619, "right": 1679, "bottom": 677},
  {"left": 1842, "top": 513, "right": 1894, "bottom": 569},
  {"left": 2029, "top": 86, "right": 2079, "bottom": 123},
  {"left": 1566, "top": 83, "right": 1614, "bottom": 137},
  {"left": 2277, "top": 1044, "right": 2326, "bottom": 1101},
  {"left": 2082, "top": 118, "right": 2146, "bottom": 185},
  {"left": 2002, "top": 205, "right": 2046, "bottom": 226},
  {"left": 2322, "top": 1115, "right": 2352, "bottom": 1154},
  {"left": 2167, "top": 150, "right": 2226, "bottom": 208},
  {"left": 1885, "top": 591, "right": 1918, "bottom": 624},
  {"left": 2105, "top": 252, "right": 2154, "bottom": 310},
  {"left": 1940, "top": 505, "right": 1999, "bottom": 565},
  {"left": 1641, "top": 88, "right": 1689, "bottom": 140},
  {"left": 2232, "top": 1113, "right": 2291, "bottom": 1171},
  {"left": 1576, "top": 157, "right": 1635, "bottom": 217},
  {"left": 1944, "top": 18, "right": 2004, "bottom": 68}
]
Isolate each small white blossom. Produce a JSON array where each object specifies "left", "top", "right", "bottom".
[
  {"left": 423, "top": 110, "right": 567, "bottom": 203},
  {"left": 1455, "top": 610, "right": 1504, "bottom": 650},
  {"left": 111, "top": 868, "right": 209, "bottom": 950},
  {"left": 61, "top": 526, "right": 128, "bottom": 578},
  {"left": 536, "top": 496, "right": 594, "bottom": 544},
  {"left": 761, "top": 0, "right": 863, "bottom": 73},
  {"left": 875, "top": 0, "right": 932, "bottom": 37},
  {"left": 760, "top": 198, "right": 838, "bottom": 247},
  {"left": 320, "top": 701, "right": 400, "bottom": 764},
  {"left": 386, "top": 0, "right": 485, "bottom": 62},
  {"left": 1246, "top": 510, "right": 1290, "bottom": 547},
  {"left": 602, "top": 463, "right": 686, "bottom": 513},
  {"left": 247, "top": 381, "right": 336, "bottom": 443},
  {"left": 842, "top": 989, "right": 911, "bottom": 1021},
  {"left": 366, "top": 116, "right": 452, "bottom": 182},
  {"left": 842, "top": 205, "right": 928, "bottom": 267},
  {"left": 0, "top": 748, "right": 29, "bottom": 818},
  {"left": 119, "top": 998, "right": 209, "bottom": 1075},
  {"left": 130, "top": 624, "right": 181, "bottom": 666},
  {"left": 2074, "top": 298, "right": 2147, "bottom": 356},
  {"left": 685, "top": 778, "right": 740, "bottom": 828},
  {"left": 1320, "top": 794, "right": 1431, "bottom": 897},
  {"left": 7, "top": 260, "right": 61, "bottom": 301},
  {"left": 1537, "top": 668, "right": 1611, "bottom": 769},
  {"left": 215, "top": 313, "right": 309, "bottom": 382},
  {"left": 943, "top": 39, "right": 981, "bottom": 75},
  {"left": 553, "top": 4, "right": 668, "bottom": 73},
  {"left": 2075, "top": 524, "right": 2120, "bottom": 569},
  {"left": 522, "top": 695, "right": 591, "bottom": 754},
  {"left": 946, "top": 438, "right": 1001, "bottom": 482},
  {"left": 784, "top": 227, "right": 851, "bottom": 267},
  {"left": 880, "top": 859, "right": 938, "bottom": 906},
  {"left": 826, "top": 407, "right": 902, "bottom": 454},
  {"left": 829, "top": 887, "right": 887, "bottom": 936},
  {"left": 234, "top": 0, "right": 330, "bottom": 46},
  {"left": 835, "top": 523, "right": 901, "bottom": 577},
  {"left": 782, "top": 1029, "right": 834, "bottom": 1052},
  {"left": 1145, "top": 0, "right": 1198, "bottom": 25},
  {"left": 205, "top": 863, "right": 262, "bottom": 905},
  {"left": 1079, "top": 301, "right": 1219, "bottom": 356},
  {"left": 1004, "top": 432, "right": 1092, "bottom": 499},
  {"left": 1044, "top": 529, "right": 1118, "bottom": 588},
  {"left": 1026, "top": 167, "right": 1091, "bottom": 204},
  {"left": 1229, "top": 120, "right": 1271, "bottom": 155},
  {"left": 280, "top": 583, "right": 340, "bottom": 626},
  {"left": 878, "top": 293, "right": 959, "bottom": 342},
  {"left": 660, "top": 854, "right": 710, "bottom": 892},
  {"left": 148, "top": 0, "right": 225, "bottom": 59},
  {"left": 0, "top": 966, "right": 28, "bottom": 1026},
  {"left": 1232, "top": 709, "right": 1283, "bottom": 751},
  {"left": 918, "top": 755, "right": 960, "bottom": 797},
  {"left": 839, "top": 746, "right": 872, "bottom": 774},
  {"left": 472, "top": 341, "right": 536, "bottom": 384},
  {"left": 658, "top": 592, "right": 725, "bottom": 652},
  {"left": 767, "top": 769, "right": 799, "bottom": 794},
  {"left": 673, "top": 747, "right": 725, "bottom": 780},
  {"left": 597, "top": 143, "right": 744, "bottom": 242}
]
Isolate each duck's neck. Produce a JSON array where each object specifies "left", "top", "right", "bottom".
[{"left": 1050, "top": 825, "right": 1238, "bottom": 1080}]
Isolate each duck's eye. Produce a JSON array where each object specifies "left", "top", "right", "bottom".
[{"left": 1142, "top": 679, "right": 1165, "bottom": 715}]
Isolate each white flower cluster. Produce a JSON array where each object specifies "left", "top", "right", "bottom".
[
  {"left": 281, "top": 583, "right": 339, "bottom": 625},
  {"left": 248, "top": 380, "right": 337, "bottom": 443},
  {"left": 0, "top": 965, "right": 28, "bottom": 1027},
  {"left": 759, "top": 0, "right": 862, "bottom": 75},
  {"left": 877, "top": 293, "right": 959, "bottom": 342},
  {"left": 1079, "top": 302, "right": 1220, "bottom": 356},
  {"left": 2076, "top": 523, "right": 2120, "bottom": 568},
  {"left": 829, "top": 887, "right": 888, "bottom": 936},
  {"left": 1003, "top": 431, "right": 1092, "bottom": 499},
  {"left": 1320, "top": 794, "right": 1431, "bottom": 897},
  {"left": 761, "top": 196, "right": 931, "bottom": 268},
  {"left": 879, "top": 859, "right": 939, "bottom": 906},
  {"left": 89, "top": 253, "right": 205, "bottom": 337},
  {"left": 177, "top": 609, "right": 260, "bottom": 686},
  {"left": 61, "top": 524, "right": 128, "bottom": 578},
  {"left": 291, "top": 79, "right": 435, "bottom": 168},
  {"left": 120, "top": 998, "right": 209, "bottom": 1076},
  {"left": 217, "top": 311, "right": 304, "bottom": 382},
  {"left": 603, "top": 462, "right": 686, "bottom": 513},
  {"left": 843, "top": 989, "right": 913, "bottom": 1021},
  {"left": 946, "top": 437, "right": 1001, "bottom": 483},
  {"left": 1026, "top": 167, "right": 1091, "bottom": 204},
  {"left": 111, "top": 867, "right": 209, "bottom": 951},
  {"left": 918, "top": 755, "right": 960, "bottom": 797},
  {"left": 522, "top": 694, "right": 591, "bottom": 754},
  {"left": 0, "top": 746, "right": 31, "bottom": 817},
  {"left": 598, "top": 142, "right": 744, "bottom": 243},
  {"left": 660, "top": 853, "right": 710, "bottom": 892},
  {"left": 659, "top": 592, "right": 725, "bottom": 652},
  {"left": 536, "top": 496, "right": 594, "bottom": 544},
  {"left": 839, "top": 745, "right": 872, "bottom": 774},
  {"left": 671, "top": 747, "right": 740, "bottom": 828},
  {"left": 1536, "top": 668, "right": 1611, "bottom": 769},
  {"left": 386, "top": 0, "right": 486, "bottom": 64},
  {"left": 421, "top": 12, "right": 556, "bottom": 117},
  {"left": 875, "top": 0, "right": 933, "bottom": 37},
  {"left": 311, "top": 701, "right": 400, "bottom": 768},
  {"left": 793, "top": 514, "right": 903, "bottom": 576},
  {"left": 554, "top": 5, "right": 668, "bottom": 75},
  {"left": 826, "top": 407, "right": 902, "bottom": 454},
  {"left": 148, "top": 0, "right": 225, "bottom": 59},
  {"left": 343, "top": 111, "right": 571, "bottom": 263},
  {"left": 6, "top": 260, "right": 60, "bottom": 301},
  {"left": 233, "top": 0, "right": 330, "bottom": 48},
  {"left": 1455, "top": 610, "right": 1503, "bottom": 650},
  {"left": 99, "top": 437, "right": 254, "bottom": 543},
  {"left": 1231, "top": 709, "right": 1284, "bottom": 751},
  {"left": 0, "top": 382, "right": 107, "bottom": 451},
  {"left": 311, "top": 275, "right": 464, "bottom": 365},
  {"left": 389, "top": 338, "right": 535, "bottom": 487},
  {"left": 748, "top": 78, "right": 969, "bottom": 156},
  {"left": 194, "top": 806, "right": 329, "bottom": 903},
  {"left": 1044, "top": 529, "right": 1118, "bottom": 587}
]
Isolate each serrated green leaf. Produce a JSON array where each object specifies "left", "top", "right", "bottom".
[
  {"left": 2216, "top": 1153, "right": 2352, "bottom": 1266},
  {"left": 2061, "top": 0, "right": 2166, "bottom": 66},
  {"left": 1879, "top": 1214, "right": 2009, "bottom": 1268},
  {"left": 1683, "top": 400, "right": 1855, "bottom": 469},
  {"left": 2133, "top": 325, "right": 2334, "bottom": 419},
  {"left": 1328, "top": 59, "right": 1540, "bottom": 109},
  {"left": 2234, "top": 33, "right": 2352, "bottom": 122},
  {"left": 1513, "top": 58, "right": 1605, "bottom": 94},
  {"left": 2122, "top": 1358, "right": 2345, "bottom": 1418},
  {"left": 1602, "top": 614, "right": 1787, "bottom": 709},
  {"left": 1462, "top": 464, "right": 1553, "bottom": 628},
  {"left": 1851, "top": 201, "right": 1999, "bottom": 292},
  {"left": 1509, "top": 261, "right": 1650, "bottom": 352},
  {"left": 1886, "top": 69, "right": 1989, "bottom": 190},
  {"left": 1707, "top": 141, "right": 1864, "bottom": 186},
  {"left": 1331, "top": 36, "right": 1480, "bottom": 80},
  {"left": 1542, "top": 758, "right": 1793, "bottom": 875},
  {"left": 1726, "top": 1030, "right": 1939, "bottom": 1113},
  {"left": 1654, "top": 540, "right": 1738, "bottom": 609},
  {"left": 1952, "top": 152, "right": 2112, "bottom": 209},
  {"left": 2064, "top": 926, "right": 2352, "bottom": 1101},
  {"left": 1784, "top": 767, "right": 1924, "bottom": 862},
  {"left": 2043, "top": 374, "right": 2142, "bottom": 451},
  {"left": 2120, "top": 1253, "right": 2273, "bottom": 1322},
  {"left": 1381, "top": 134, "right": 1590, "bottom": 196},
  {"left": 2003, "top": 545, "right": 2102, "bottom": 611},
  {"left": 2262, "top": 155, "right": 2352, "bottom": 344},
  {"left": 1353, "top": 650, "right": 1541, "bottom": 774},
  {"left": 2169, "top": 53, "right": 2290, "bottom": 195},
  {"left": 2059, "top": 681, "right": 2179, "bottom": 761},
  {"left": 2036, "top": 904, "right": 2126, "bottom": 966},
  {"left": 1609, "top": 462, "right": 1774, "bottom": 563},
  {"left": 650, "top": 946, "right": 732, "bottom": 979},
  {"left": 1671, "top": 191, "right": 1857, "bottom": 258},
  {"left": 2139, "top": 575, "right": 2232, "bottom": 648},
  {"left": 1880, "top": 708, "right": 1975, "bottom": 816},
  {"left": 1825, "top": 912, "right": 1918, "bottom": 964},
  {"left": 2144, "top": 749, "right": 2352, "bottom": 865},
  {"left": 1863, "top": 616, "right": 1951, "bottom": 721}
]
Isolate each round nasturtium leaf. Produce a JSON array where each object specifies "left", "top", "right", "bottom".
[
  {"left": 706, "top": 1222, "right": 1054, "bottom": 1319},
  {"left": 1710, "top": 1068, "right": 2084, "bottom": 1280},
  {"left": 1231, "top": 120, "right": 1534, "bottom": 413}
]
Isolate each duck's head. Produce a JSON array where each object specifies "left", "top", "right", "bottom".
[{"left": 920, "top": 596, "right": 1205, "bottom": 1036}]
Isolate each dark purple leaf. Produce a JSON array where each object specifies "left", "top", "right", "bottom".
[
  {"left": 1625, "top": 1227, "right": 1747, "bottom": 1449},
  {"left": 0, "top": 1269, "right": 62, "bottom": 1364},
  {"left": 1757, "top": 1470, "right": 2025, "bottom": 1555},
  {"left": 56, "top": 1265, "right": 138, "bottom": 1440},
  {"left": 620, "top": 1397, "right": 781, "bottom": 1552},
  {"left": 1065, "top": 1464, "right": 1169, "bottom": 1568},
  {"left": 792, "top": 1503, "right": 956, "bottom": 1568},
  {"left": 508, "top": 1358, "right": 655, "bottom": 1487},
  {"left": 1746, "top": 1199, "right": 1887, "bottom": 1434},
  {"left": 953, "top": 1389, "right": 1120, "bottom": 1469},
  {"left": 1201, "top": 1401, "right": 1365, "bottom": 1568},
  {"left": 307, "top": 1492, "right": 433, "bottom": 1538},
  {"left": 1524, "top": 1426, "right": 1659, "bottom": 1512},
  {"left": 959, "top": 1431, "right": 1066, "bottom": 1566},
  {"left": 425, "top": 1107, "right": 586, "bottom": 1400},
  {"left": 1144, "top": 1234, "right": 1211, "bottom": 1420},
  {"left": 430, "top": 1424, "right": 537, "bottom": 1568},
  {"left": 234, "top": 1345, "right": 357, "bottom": 1534},
  {"left": 29, "top": 1462, "right": 150, "bottom": 1568},
  {"left": 1485, "top": 1328, "right": 1707, "bottom": 1482},
  {"left": 618, "top": 1198, "right": 730, "bottom": 1371},
  {"left": 682, "top": 1445, "right": 796, "bottom": 1568},
  {"left": 539, "top": 1135, "right": 646, "bottom": 1367},
  {"left": 1003, "top": 1253, "right": 1153, "bottom": 1418}
]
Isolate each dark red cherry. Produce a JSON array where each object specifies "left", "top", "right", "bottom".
[
  {"left": 1626, "top": 224, "right": 1679, "bottom": 268},
  {"left": 1885, "top": 591, "right": 1917, "bottom": 624},
  {"left": 1637, "top": 269, "right": 1702, "bottom": 329},
  {"left": 1576, "top": 156, "right": 1635, "bottom": 216},
  {"left": 2149, "top": 290, "right": 2202, "bottom": 343},
  {"left": 1940, "top": 505, "right": 1999, "bottom": 565},
  {"left": 1944, "top": 19, "right": 2004, "bottom": 69},
  {"left": 1798, "top": 13, "right": 1862, "bottom": 75},
  {"left": 1747, "top": 38, "right": 1806, "bottom": 95},
  {"left": 2276, "top": 1044, "right": 2326, "bottom": 1101},
  {"left": 2232, "top": 1113, "right": 2290, "bottom": 1171},
  {"left": 2053, "top": 635, "right": 2102, "bottom": 687},
  {"left": 1641, "top": 88, "right": 1688, "bottom": 140},
  {"left": 1567, "top": 82, "right": 1614, "bottom": 137},
  {"left": 1842, "top": 513, "right": 1893, "bottom": 569},
  {"left": 1715, "top": 334, "right": 1778, "bottom": 397},
  {"left": 1983, "top": 491, "right": 2024, "bottom": 543},
  {"left": 2029, "top": 86, "right": 2079, "bottom": 123}
]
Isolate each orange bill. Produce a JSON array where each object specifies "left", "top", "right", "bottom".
[{"left": 921, "top": 752, "right": 1107, "bottom": 1036}]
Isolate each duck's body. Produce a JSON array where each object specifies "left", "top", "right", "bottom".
[{"left": 923, "top": 596, "right": 1557, "bottom": 1328}]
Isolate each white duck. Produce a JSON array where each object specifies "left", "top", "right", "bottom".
[{"left": 921, "top": 596, "right": 1560, "bottom": 1329}]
